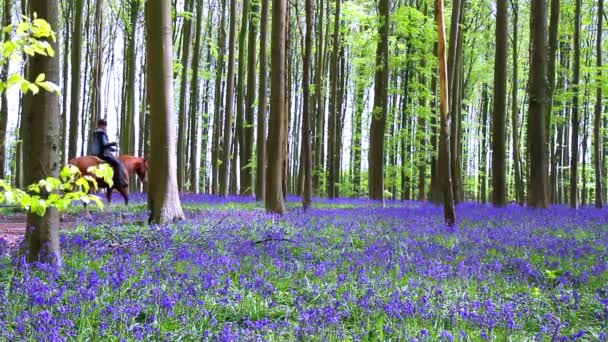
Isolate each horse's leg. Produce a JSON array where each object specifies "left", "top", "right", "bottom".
[
  {"left": 106, "top": 187, "right": 113, "bottom": 206},
  {"left": 118, "top": 187, "right": 129, "bottom": 205}
]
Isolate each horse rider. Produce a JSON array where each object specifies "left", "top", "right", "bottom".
[{"left": 91, "top": 119, "right": 128, "bottom": 188}]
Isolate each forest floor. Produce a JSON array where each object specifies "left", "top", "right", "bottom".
[{"left": 0, "top": 195, "right": 606, "bottom": 340}]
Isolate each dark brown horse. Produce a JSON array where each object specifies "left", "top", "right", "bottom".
[{"left": 68, "top": 155, "right": 148, "bottom": 205}]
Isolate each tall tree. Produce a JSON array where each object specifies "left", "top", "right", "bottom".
[
  {"left": 492, "top": 0, "right": 507, "bottom": 206},
  {"left": 22, "top": 0, "right": 61, "bottom": 265},
  {"left": 211, "top": 0, "right": 227, "bottom": 194},
  {"left": 511, "top": 0, "right": 524, "bottom": 205},
  {"left": 243, "top": 0, "right": 258, "bottom": 195},
  {"left": 68, "top": 0, "right": 83, "bottom": 160},
  {"left": 301, "top": 0, "right": 313, "bottom": 209},
  {"left": 368, "top": 0, "right": 389, "bottom": 201},
  {"left": 256, "top": 0, "right": 270, "bottom": 201},
  {"left": 0, "top": 0, "right": 10, "bottom": 179},
  {"left": 177, "top": 0, "right": 194, "bottom": 191},
  {"left": 265, "top": 0, "right": 287, "bottom": 214},
  {"left": 527, "top": 0, "right": 549, "bottom": 208},
  {"left": 219, "top": 0, "right": 238, "bottom": 196},
  {"left": 570, "top": 0, "right": 581, "bottom": 209},
  {"left": 145, "top": 0, "right": 185, "bottom": 223},
  {"left": 327, "top": 0, "right": 341, "bottom": 199},
  {"left": 594, "top": 0, "right": 604, "bottom": 208},
  {"left": 188, "top": 0, "right": 204, "bottom": 193},
  {"left": 436, "top": 0, "right": 456, "bottom": 224},
  {"left": 236, "top": 0, "right": 250, "bottom": 194}
]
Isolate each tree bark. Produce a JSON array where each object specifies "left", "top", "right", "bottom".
[
  {"left": 492, "top": 0, "right": 507, "bottom": 206},
  {"left": 527, "top": 0, "right": 549, "bottom": 208},
  {"left": 219, "top": 0, "right": 238, "bottom": 196},
  {"left": 22, "top": 0, "right": 61, "bottom": 265},
  {"left": 368, "top": 0, "right": 389, "bottom": 201},
  {"left": 436, "top": 0, "right": 456, "bottom": 225},
  {"left": 177, "top": 0, "right": 194, "bottom": 192},
  {"left": 0, "top": 0, "right": 11, "bottom": 178},
  {"left": 511, "top": 0, "right": 524, "bottom": 205},
  {"left": 67, "top": 0, "right": 83, "bottom": 160},
  {"left": 301, "top": 0, "right": 313, "bottom": 209},
  {"left": 265, "top": 0, "right": 287, "bottom": 214},
  {"left": 243, "top": 0, "right": 258, "bottom": 196},
  {"left": 256, "top": 0, "right": 269, "bottom": 201},
  {"left": 188, "top": 0, "right": 204, "bottom": 193},
  {"left": 594, "top": 0, "right": 604, "bottom": 208},
  {"left": 145, "top": 0, "right": 185, "bottom": 223},
  {"left": 570, "top": 0, "right": 581, "bottom": 209}
]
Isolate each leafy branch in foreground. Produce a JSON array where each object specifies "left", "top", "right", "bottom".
[{"left": 0, "top": 164, "right": 113, "bottom": 216}]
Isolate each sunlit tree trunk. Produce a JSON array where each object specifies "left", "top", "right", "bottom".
[
  {"left": 21, "top": 0, "right": 61, "bottom": 265},
  {"left": 243, "top": 0, "right": 258, "bottom": 196},
  {"left": 0, "top": 0, "right": 11, "bottom": 178},
  {"left": 212, "top": 0, "right": 227, "bottom": 194},
  {"left": 436, "top": 0, "right": 456, "bottom": 225},
  {"left": 145, "top": 0, "right": 185, "bottom": 223}
]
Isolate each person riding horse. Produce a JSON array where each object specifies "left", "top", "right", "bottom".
[{"left": 90, "top": 119, "right": 128, "bottom": 188}]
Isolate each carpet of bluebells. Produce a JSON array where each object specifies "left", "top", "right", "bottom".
[{"left": 1, "top": 195, "right": 607, "bottom": 341}]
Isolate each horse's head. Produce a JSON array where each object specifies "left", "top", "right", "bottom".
[{"left": 135, "top": 158, "right": 149, "bottom": 182}]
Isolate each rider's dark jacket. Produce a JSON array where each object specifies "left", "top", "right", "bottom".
[{"left": 90, "top": 128, "right": 116, "bottom": 157}]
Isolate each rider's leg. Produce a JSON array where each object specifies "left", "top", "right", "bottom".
[{"left": 101, "top": 155, "right": 127, "bottom": 187}]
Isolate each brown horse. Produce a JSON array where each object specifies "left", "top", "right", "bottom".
[{"left": 68, "top": 155, "right": 148, "bottom": 205}]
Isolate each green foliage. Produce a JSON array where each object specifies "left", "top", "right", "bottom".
[
  {"left": 0, "top": 13, "right": 60, "bottom": 95},
  {"left": 0, "top": 165, "right": 113, "bottom": 216}
]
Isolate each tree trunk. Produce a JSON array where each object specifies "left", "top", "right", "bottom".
[
  {"left": 220, "top": 0, "right": 238, "bottom": 196},
  {"left": 479, "top": 84, "right": 489, "bottom": 203},
  {"left": 176, "top": 0, "right": 194, "bottom": 192},
  {"left": 570, "top": 0, "right": 581, "bottom": 209},
  {"left": 188, "top": 0, "right": 204, "bottom": 193},
  {"left": 0, "top": 0, "right": 11, "bottom": 178},
  {"left": 67, "top": 0, "right": 83, "bottom": 160},
  {"left": 594, "top": 0, "right": 604, "bottom": 208},
  {"left": 145, "top": 0, "right": 185, "bottom": 223},
  {"left": 301, "top": 0, "right": 313, "bottom": 209},
  {"left": 527, "top": 0, "right": 549, "bottom": 208},
  {"left": 368, "top": 0, "right": 389, "bottom": 201},
  {"left": 87, "top": 0, "right": 103, "bottom": 153},
  {"left": 436, "top": 0, "right": 456, "bottom": 225},
  {"left": 21, "top": 0, "right": 61, "bottom": 265},
  {"left": 265, "top": 0, "right": 287, "bottom": 214},
  {"left": 511, "top": 0, "right": 524, "bottom": 205},
  {"left": 492, "top": 0, "right": 507, "bottom": 206},
  {"left": 256, "top": 0, "right": 269, "bottom": 201},
  {"left": 212, "top": 0, "right": 227, "bottom": 194},
  {"left": 243, "top": 0, "right": 258, "bottom": 196},
  {"left": 326, "top": 0, "right": 340, "bottom": 199}
]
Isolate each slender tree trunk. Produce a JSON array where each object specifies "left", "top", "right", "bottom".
[
  {"left": 511, "top": 0, "right": 524, "bottom": 205},
  {"left": 570, "top": 0, "right": 581, "bottom": 209},
  {"left": 220, "top": 0, "right": 238, "bottom": 196},
  {"left": 145, "top": 0, "right": 185, "bottom": 223},
  {"left": 479, "top": 84, "right": 489, "bottom": 203},
  {"left": 21, "top": 0, "right": 61, "bottom": 265},
  {"left": 301, "top": 0, "right": 313, "bottom": 209},
  {"left": 351, "top": 71, "right": 364, "bottom": 197},
  {"left": 0, "top": 0, "right": 11, "bottom": 178},
  {"left": 236, "top": 0, "right": 250, "bottom": 194},
  {"left": 212, "top": 0, "right": 227, "bottom": 194},
  {"left": 188, "top": 0, "right": 204, "bottom": 193},
  {"left": 265, "top": 0, "right": 287, "bottom": 214},
  {"left": 326, "top": 0, "right": 340, "bottom": 199},
  {"left": 527, "top": 0, "right": 549, "bottom": 208},
  {"left": 368, "top": 0, "right": 389, "bottom": 201},
  {"left": 436, "top": 0, "right": 456, "bottom": 225},
  {"left": 492, "top": 0, "right": 507, "bottom": 206},
  {"left": 87, "top": 0, "right": 103, "bottom": 152},
  {"left": 59, "top": 0, "right": 70, "bottom": 165},
  {"left": 243, "top": 0, "right": 258, "bottom": 195},
  {"left": 68, "top": 0, "right": 83, "bottom": 160},
  {"left": 594, "top": 0, "right": 604, "bottom": 208},
  {"left": 256, "top": 0, "right": 270, "bottom": 201}
]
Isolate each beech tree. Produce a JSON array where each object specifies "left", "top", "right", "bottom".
[{"left": 145, "top": 0, "right": 185, "bottom": 223}]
